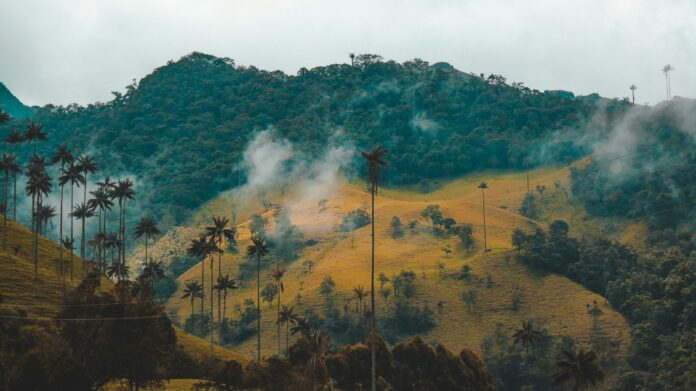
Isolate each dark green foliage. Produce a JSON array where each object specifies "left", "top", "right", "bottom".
[
  {"left": 390, "top": 216, "right": 403, "bottom": 237},
  {"left": 153, "top": 273, "right": 177, "bottom": 300},
  {"left": 168, "top": 255, "right": 199, "bottom": 278},
  {"left": 380, "top": 299, "right": 435, "bottom": 343},
  {"left": 514, "top": 222, "right": 696, "bottom": 389},
  {"left": 183, "top": 313, "right": 212, "bottom": 338},
  {"left": 519, "top": 193, "right": 539, "bottom": 219},
  {"left": 15, "top": 53, "right": 595, "bottom": 223},
  {"left": 571, "top": 99, "right": 696, "bottom": 255},
  {"left": 221, "top": 298, "right": 259, "bottom": 344},
  {"left": 481, "top": 324, "right": 575, "bottom": 391},
  {"left": 456, "top": 223, "right": 475, "bottom": 250},
  {"left": 339, "top": 208, "right": 371, "bottom": 232}
]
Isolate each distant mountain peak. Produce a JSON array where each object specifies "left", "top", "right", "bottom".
[{"left": 0, "top": 82, "right": 33, "bottom": 119}]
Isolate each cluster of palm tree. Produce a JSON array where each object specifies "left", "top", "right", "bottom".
[
  {"left": 186, "top": 216, "right": 238, "bottom": 354},
  {"left": 0, "top": 117, "right": 138, "bottom": 284}
]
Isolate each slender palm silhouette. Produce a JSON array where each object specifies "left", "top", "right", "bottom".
[
  {"left": 59, "top": 162, "right": 84, "bottom": 280},
  {"left": 478, "top": 181, "right": 489, "bottom": 253},
  {"left": 513, "top": 320, "right": 542, "bottom": 351},
  {"left": 70, "top": 202, "right": 95, "bottom": 276},
  {"left": 95, "top": 176, "right": 117, "bottom": 264},
  {"left": 113, "top": 179, "right": 135, "bottom": 267},
  {"left": 24, "top": 122, "right": 47, "bottom": 154},
  {"left": 182, "top": 280, "right": 204, "bottom": 315},
  {"left": 88, "top": 188, "right": 113, "bottom": 270},
  {"left": 36, "top": 203, "right": 56, "bottom": 236},
  {"left": 247, "top": 236, "right": 269, "bottom": 361},
  {"left": 361, "top": 145, "right": 387, "bottom": 391},
  {"left": 104, "top": 232, "right": 121, "bottom": 267},
  {"left": 214, "top": 274, "right": 238, "bottom": 342},
  {"left": 0, "top": 153, "right": 18, "bottom": 249},
  {"left": 552, "top": 349, "right": 604, "bottom": 390},
  {"left": 270, "top": 266, "right": 287, "bottom": 355},
  {"left": 277, "top": 305, "right": 300, "bottom": 357},
  {"left": 662, "top": 64, "right": 674, "bottom": 100},
  {"left": 134, "top": 216, "right": 160, "bottom": 265},
  {"left": 1, "top": 134, "right": 22, "bottom": 222},
  {"left": 187, "top": 235, "right": 210, "bottom": 316},
  {"left": 51, "top": 144, "right": 74, "bottom": 276},
  {"left": 629, "top": 84, "right": 637, "bottom": 104},
  {"left": 206, "top": 216, "right": 236, "bottom": 335},
  {"left": 24, "top": 157, "right": 52, "bottom": 278},
  {"left": 204, "top": 236, "right": 222, "bottom": 353}
]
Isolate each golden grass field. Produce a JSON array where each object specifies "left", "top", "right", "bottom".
[{"left": 158, "top": 162, "right": 632, "bottom": 366}]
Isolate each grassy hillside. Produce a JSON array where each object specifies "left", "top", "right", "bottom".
[{"left": 158, "top": 163, "right": 631, "bottom": 364}]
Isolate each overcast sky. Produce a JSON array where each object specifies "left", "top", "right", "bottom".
[{"left": 1, "top": 0, "right": 694, "bottom": 106}]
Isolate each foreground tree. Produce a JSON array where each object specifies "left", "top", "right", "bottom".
[
  {"left": 552, "top": 349, "right": 604, "bottom": 390},
  {"left": 182, "top": 280, "right": 204, "bottom": 315},
  {"left": 361, "top": 145, "right": 388, "bottom": 391},
  {"left": 205, "top": 216, "right": 236, "bottom": 337},
  {"left": 513, "top": 320, "right": 542, "bottom": 352},
  {"left": 278, "top": 305, "right": 299, "bottom": 356},
  {"left": 247, "top": 236, "right": 269, "bottom": 360},
  {"left": 71, "top": 202, "right": 95, "bottom": 276},
  {"left": 214, "top": 274, "right": 238, "bottom": 341}
]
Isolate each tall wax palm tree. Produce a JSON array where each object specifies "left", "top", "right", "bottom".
[
  {"left": 4, "top": 130, "right": 23, "bottom": 222},
  {"left": 96, "top": 176, "right": 116, "bottom": 261},
  {"left": 36, "top": 204, "right": 56, "bottom": 236},
  {"left": 349, "top": 52, "right": 355, "bottom": 67},
  {"left": 134, "top": 216, "right": 160, "bottom": 265},
  {"left": 552, "top": 349, "right": 604, "bottom": 390},
  {"left": 182, "top": 280, "right": 204, "bottom": 316},
  {"left": 51, "top": 144, "right": 74, "bottom": 275},
  {"left": 247, "top": 236, "right": 269, "bottom": 361},
  {"left": 0, "top": 153, "right": 15, "bottom": 249},
  {"left": 662, "top": 64, "right": 674, "bottom": 100},
  {"left": 270, "top": 266, "right": 287, "bottom": 355},
  {"left": 60, "top": 236, "right": 75, "bottom": 282},
  {"left": 361, "top": 145, "right": 388, "bottom": 391},
  {"left": 187, "top": 235, "right": 209, "bottom": 316},
  {"left": 513, "top": 320, "right": 542, "bottom": 352},
  {"left": 88, "top": 188, "right": 113, "bottom": 269},
  {"left": 277, "top": 305, "right": 300, "bottom": 357},
  {"left": 214, "top": 274, "right": 238, "bottom": 342},
  {"left": 77, "top": 155, "right": 98, "bottom": 205},
  {"left": 24, "top": 122, "right": 47, "bottom": 154},
  {"left": 205, "top": 237, "right": 222, "bottom": 353},
  {"left": 478, "top": 181, "right": 489, "bottom": 254},
  {"left": 25, "top": 161, "right": 52, "bottom": 278},
  {"left": 104, "top": 232, "right": 120, "bottom": 266},
  {"left": 353, "top": 285, "right": 368, "bottom": 314},
  {"left": 70, "top": 202, "right": 95, "bottom": 277},
  {"left": 114, "top": 179, "right": 135, "bottom": 267},
  {"left": 206, "top": 216, "right": 236, "bottom": 334},
  {"left": 629, "top": 84, "right": 637, "bottom": 104},
  {"left": 60, "top": 162, "right": 84, "bottom": 280},
  {"left": 106, "top": 261, "right": 130, "bottom": 283}
]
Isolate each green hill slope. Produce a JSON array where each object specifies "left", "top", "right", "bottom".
[{"left": 0, "top": 82, "right": 33, "bottom": 119}]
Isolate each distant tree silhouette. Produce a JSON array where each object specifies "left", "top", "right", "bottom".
[
  {"left": 0, "top": 107, "right": 10, "bottom": 124},
  {"left": 278, "top": 305, "right": 299, "bottom": 356},
  {"left": 182, "top": 280, "right": 204, "bottom": 316},
  {"left": 70, "top": 202, "right": 95, "bottom": 276},
  {"left": 552, "top": 349, "right": 604, "bottom": 390},
  {"left": 629, "top": 84, "right": 637, "bottom": 103},
  {"left": 134, "top": 216, "right": 160, "bottom": 265},
  {"left": 361, "top": 145, "right": 387, "bottom": 391},
  {"left": 247, "top": 236, "right": 269, "bottom": 360},
  {"left": 59, "top": 162, "right": 84, "bottom": 280},
  {"left": 513, "top": 320, "right": 542, "bottom": 352},
  {"left": 24, "top": 122, "right": 47, "bottom": 154},
  {"left": 662, "top": 64, "right": 674, "bottom": 100},
  {"left": 51, "top": 144, "right": 74, "bottom": 276},
  {"left": 270, "top": 266, "right": 287, "bottom": 355},
  {"left": 478, "top": 182, "right": 489, "bottom": 253},
  {"left": 214, "top": 274, "right": 238, "bottom": 342},
  {"left": 25, "top": 156, "right": 52, "bottom": 277}
]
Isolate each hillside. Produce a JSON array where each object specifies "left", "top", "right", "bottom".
[
  {"left": 11, "top": 52, "right": 618, "bottom": 226},
  {"left": 0, "top": 214, "right": 246, "bottom": 365},
  {"left": 153, "top": 163, "right": 631, "bottom": 369},
  {"left": 0, "top": 82, "right": 33, "bottom": 119}
]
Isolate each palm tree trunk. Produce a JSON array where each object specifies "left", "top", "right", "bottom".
[
  {"left": 81, "top": 214, "right": 86, "bottom": 277},
  {"left": 218, "top": 238, "right": 222, "bottom": 341},
  {"left": 481, "top": 188, "right": 487, "bottom": 254},
  {"left": 277, "top": 284, "right": 282, "bottom": 355},
  {"left": 3, "top": 171, "right": 8, "bottom": 250},
  {"left": 370, "top": 182, "right": 376, "bottom": 391},
  {"left": 257, "top": 253, "right": 261, "bottom": 361},
  {"left": 12, "top": 173, "right": 16, "bottom": 221},
  {"left": 210, "top": 253, "right": 214, "bottom": 354},
  {"left": 222, "top": 291, "right": 227, "bottom": 343},
  {"left": 70, "top": 184, "right": 74, "bottom": 281},
  {"left": 286, "top": 321, "right": 290, "bottom": 357}
]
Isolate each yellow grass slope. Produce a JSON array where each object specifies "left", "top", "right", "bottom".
[{"left": 163, "top": 163, "right": 631, "bottom": 360}]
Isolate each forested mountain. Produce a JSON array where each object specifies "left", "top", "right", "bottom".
[
  {"left": 0, "top": 82, "right": 33, "bottom": 119},
  {"left": 14, "top": 52, "right": 608, "bottom": 223}
]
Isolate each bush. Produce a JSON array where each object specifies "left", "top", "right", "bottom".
[{"left": 339, "top": 209, "right": 371, "bottom": 232}]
